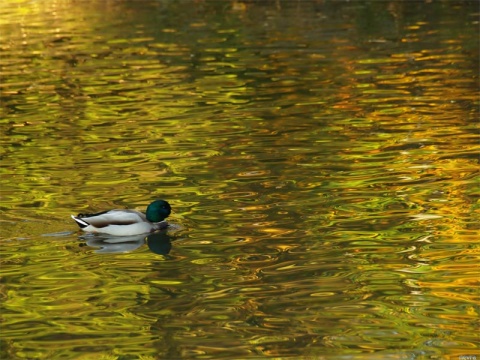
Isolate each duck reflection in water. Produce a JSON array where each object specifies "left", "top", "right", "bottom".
[{"left": 80, "top": 231, "right": 172, "bottom": 255}]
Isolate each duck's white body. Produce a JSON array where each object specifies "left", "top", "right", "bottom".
[{"left": 71, "top": 209, "right": 168, "bottom": 236}]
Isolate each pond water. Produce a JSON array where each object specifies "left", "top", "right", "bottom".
[{"left": 1, "top": 1, "right": 479, "bottom": 359}]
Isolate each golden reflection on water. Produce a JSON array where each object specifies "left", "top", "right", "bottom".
[{"left": 1, "top": 0, "right": 479, "bottom": 359}]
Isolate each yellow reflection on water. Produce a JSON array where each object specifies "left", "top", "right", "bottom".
[{"left": 1, "top": 0, "right": 479, "bottom": 359}]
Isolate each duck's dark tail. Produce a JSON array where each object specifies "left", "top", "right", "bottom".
[{"left": 71, "top": 215, "right": 90, "bottom": 229}]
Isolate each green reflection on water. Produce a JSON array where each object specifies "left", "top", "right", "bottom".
[{"left": 1, "top": 0, "right": 479, "bottom": 359}]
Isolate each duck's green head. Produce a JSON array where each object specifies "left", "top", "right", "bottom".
[{"left": 146, "top": 200, "right": 171, "bottom": 222}]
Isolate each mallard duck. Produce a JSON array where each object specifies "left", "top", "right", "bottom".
[{"left": 71, "top": 200, "right": 171, "bottom": 236}]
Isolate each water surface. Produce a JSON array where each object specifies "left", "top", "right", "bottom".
[{"left": 1, "top": 1, "right": 479, "bottom": 359}]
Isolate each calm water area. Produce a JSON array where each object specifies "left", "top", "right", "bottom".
[{"left": 1, "top": 1, "right": 479, "bottom": 359}]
